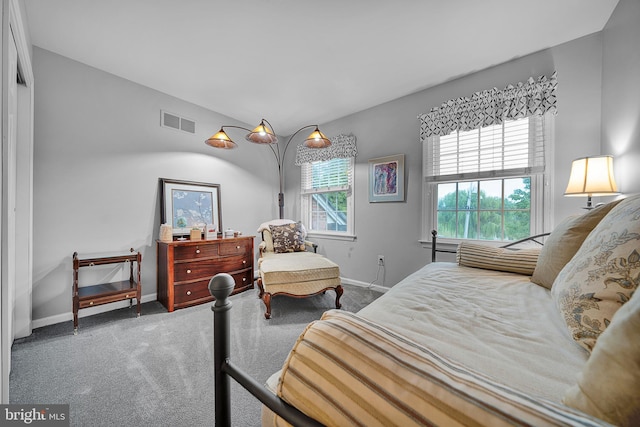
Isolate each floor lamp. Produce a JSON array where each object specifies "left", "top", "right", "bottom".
[{"left": 205, "top": 119, "right": 331, "bottom": 219}]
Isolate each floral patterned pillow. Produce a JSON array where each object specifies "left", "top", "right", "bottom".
[
  {"left": 552, "top": 194, "right": 640, "bottom": 352},
  {"left": 562, "top": 287, "right": 640, "bottom": 426},
  {"left": 269, "top": 222, "right": 306, "bottom": 253}
]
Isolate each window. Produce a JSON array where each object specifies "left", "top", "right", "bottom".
[
  {"left": 301, "top": 157, "right": 354, "bottom": 236},
  {"left": 435, "top": 178, "right": 532, "bottom": 240},
  {"left": 422, "top": 113, "right": 553, "bottom": 242}
]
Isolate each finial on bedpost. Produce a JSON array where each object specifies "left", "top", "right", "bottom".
[
  {"left": 209, "top": 273, "right": 235, "bottom": 427},
  {"left": 209, "top": 272, "right": 235, "bottom": 305},
  {"left": 431, "top": 230, "right": 438, "bottom": 263}
]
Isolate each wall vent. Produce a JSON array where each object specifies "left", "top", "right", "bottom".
[{"left": 161, "top": 110, "right": 196, "bottom": 134}]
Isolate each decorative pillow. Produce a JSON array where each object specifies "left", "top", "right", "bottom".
[
  {"left": 531, "top": 199, "right": 622, "bottom": 289},
  {"left": 269, "top": 222, "right": 306, "bottom": 253},
  {"left": 551, "top": 194, "right": 640, "bottom": 352},
  {"left": 456, "top": 242, "right": 541, "bottom": 276},
  {"left": 562, "top": 286, "right": 640, "bottom": 426},
  {"left": 258, "top": 219, "right": 306, "bottom": 252}
]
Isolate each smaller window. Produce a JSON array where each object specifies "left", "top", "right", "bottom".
[{"left": 301, "top": 157, "right": 354, "bottom": 235}]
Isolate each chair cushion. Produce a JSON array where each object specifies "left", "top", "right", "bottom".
[
  {"left": 269, "top": 222, "right": 306, "bottom": 253},
  {"left": 259, "top": 252, "right": 340, "bottom": 285},
  {"left": 552, "top": 194, "right": 640, "bottom": 352}
]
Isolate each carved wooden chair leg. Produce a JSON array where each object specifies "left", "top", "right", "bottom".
[
  {"left": 335, "top": 285, "right": 344, "bottom": 309},
  {"left": 262, "top": 292, "right": 272, "bottom": 319},
  {"left": 257, "top": 277, "right": 265, "bottom": 299}
]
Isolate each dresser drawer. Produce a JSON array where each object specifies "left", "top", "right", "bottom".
[
  {"left": 215, "top": 255, "right": 250, "bottom": 273},
  {"left": 230, "top": 269, "right": 254, "bottom": 293},
  {"left": 173, "top": 259, "right": 220, "bottom": 283},
  {"left": 173, "top": 279, "right": 212, "bottom": 306},
  {"left": 219, "top": 240, "right": 251, "bottom": 256},
  {"left": 173, "top": 243, "right": 219, "bottom": 261}
]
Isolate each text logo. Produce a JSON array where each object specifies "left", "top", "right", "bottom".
[{"left": 1, "top": 405, "right": 69, "bottom": 426}]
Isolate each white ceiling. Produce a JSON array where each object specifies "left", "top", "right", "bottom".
[{"left": 24, "top": 0, "right": 619, "bottom": 136}]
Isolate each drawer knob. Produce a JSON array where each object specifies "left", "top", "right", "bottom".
[
  {"left": 186, "top": 290, "right": 192, "bottom": 296},
  {"left": 242, "top": 278, "right": 247, "bottom": 282},
  {"left": 243, "top": 260, "right": 246, "bottom": 265},
  {"left": 236, "top": 245, "right": 240, "bottom": 249},
  {"left": 186, "top": 269, "right": 191, "bottom": 274},
  {"left": 125, "top": 294, "right": 129, "bottom": 298},
  {"left": 89, "top": 301, "right": 94, "bottom": 305},
  {"left": 195, "top": 249, "right": 200, "bottom": 254}
]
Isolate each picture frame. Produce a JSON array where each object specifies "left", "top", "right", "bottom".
[
  {"left": 368, "top": 154, "right": 405, "bottom": 202},
  {"left": 159, "top": 178, "right": 222, "bottom": 238}
]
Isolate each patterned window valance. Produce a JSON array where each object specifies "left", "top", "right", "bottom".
[
  {"left": 418, "top": 71, "right": 557, "bottom": 141},
  {"left": 295, "top": 133, "right": 357, "bottom": 165}
]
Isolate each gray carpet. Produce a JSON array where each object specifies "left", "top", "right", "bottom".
[{"left": 10, "top": 284, "right": 383, "bottom": 427}]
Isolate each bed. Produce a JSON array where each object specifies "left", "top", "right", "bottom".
[{"left": 212, "top": 195, "right": 640, "bottom": 427}]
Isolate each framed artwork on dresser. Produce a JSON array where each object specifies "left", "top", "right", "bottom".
[{"left": 160, "top": 178, "right": 222, "bottom": 238}]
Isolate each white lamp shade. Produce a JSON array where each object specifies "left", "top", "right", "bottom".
[{"left": 564, "top": 155, "right": 619, "bottom": 196}]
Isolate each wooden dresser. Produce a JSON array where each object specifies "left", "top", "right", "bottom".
[{"left": 156, "top": 236, "right": 254, "bottom": 312}]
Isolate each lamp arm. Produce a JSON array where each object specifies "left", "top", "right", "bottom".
[
  {"left": 275, "top": 124, "right": 318, "bottom": 219},
  {"left": 281, "top": 124, "right": 318, "bottom": 162},
  {"left": 279, "top": 124, "right": 318, "bottom": 189},
  {"left": 259, "top": 118, "right": 283, "bottom": 175},
  {"left": 220, "top": 125, "right": 252, "bottom": 133}
]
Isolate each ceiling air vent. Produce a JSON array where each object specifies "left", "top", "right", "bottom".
[{"left": 161, "top": 110, "right": 196, "bottom": 134}]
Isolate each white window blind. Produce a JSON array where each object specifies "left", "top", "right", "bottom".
[
  {"left": 301, "top": 157, "right": 353, "bottom": 194},
  {"left": 424, "top": 116, "right": 545, "bottom": 182}
]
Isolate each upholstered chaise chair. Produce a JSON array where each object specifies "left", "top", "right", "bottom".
[{"left": 256, "top": 220, "right": 343, "bottom": 319}]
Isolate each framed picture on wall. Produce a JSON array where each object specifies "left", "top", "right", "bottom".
[
  {"left": 368, "top": 154, "right": 405, "bottom": 202},
  {"left": 160, "top": 178, "right": 222, "bottom": 237}
]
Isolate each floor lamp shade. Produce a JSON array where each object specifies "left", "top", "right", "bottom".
[{"left": 246, "top": 120, "right": 278, "bottom": 144}]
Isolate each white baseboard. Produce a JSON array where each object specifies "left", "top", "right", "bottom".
[
  {"left": 340, "top": 277, "right": 389, "bottom": 293},
  {"left": 32, "top": 279, "right": 386, "bottom": 330},
  {"left": 32, "top": 293, "right": 158, "bottom": 330}
]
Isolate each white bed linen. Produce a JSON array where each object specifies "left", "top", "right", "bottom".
[{"left": 357, "top": 262, "right": 589, "bottom": 401}]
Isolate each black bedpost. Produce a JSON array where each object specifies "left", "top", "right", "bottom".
[
  {"left": 209, "top": 273, "right": 235, "bottom": 427},
  {"left": 431, "top": 230, "right": 438, "bottom": 263}
]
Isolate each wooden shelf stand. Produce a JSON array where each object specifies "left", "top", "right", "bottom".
[{"left": 72, "top": 249, "right": 142, "bottom": 334}]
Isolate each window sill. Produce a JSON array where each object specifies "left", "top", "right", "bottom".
[
  {"left": 419, "top": 239, "right": 458, "bottom": 252},
  {"left": 306, "top": 232, "right": 357, "bottom": 242}
]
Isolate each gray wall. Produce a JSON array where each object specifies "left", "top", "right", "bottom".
[
  {"left": 601, "top": 0, "right": 640, "bottom": 194},
  {"left": 286, "top": 33, "right": 607, "bottom": 288},
  {"left": 32, "top": 48, "right": 280, "bottom": 326},
  {"left": 32, "top": 0, "right": 640, "bottom": 326}
]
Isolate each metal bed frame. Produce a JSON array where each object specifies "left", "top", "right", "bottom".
[
  {"left": 209, "top": 274, "right": 322, "bottom": 427},
  {"left": 210, "top": 230, "right": 550, "bottom": 426}
]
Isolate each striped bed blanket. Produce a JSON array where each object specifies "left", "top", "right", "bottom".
[
  {"left": 270, "top": 310, "right": 607, "bottom": 427},
  {"left": 262, "top": 262, "right": 617, "bottom": 426}
]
